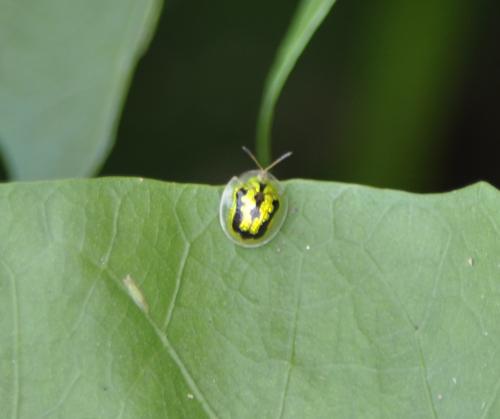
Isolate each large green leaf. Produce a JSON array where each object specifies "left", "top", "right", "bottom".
[
  {"left": 1, "top": 178, "right": 500, "bottom": 418},
  {"left": 256, "top": 0, "right": 337, "bottom": 165},
  {"left": 0, "top": 0, "right": 162, "bottom": 180}
]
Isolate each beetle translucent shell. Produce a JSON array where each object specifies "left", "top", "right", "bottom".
[{"left": 219, "top": 148, "right": 292, "bottom": 248}]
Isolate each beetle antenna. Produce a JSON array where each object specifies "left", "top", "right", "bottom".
[
  {"left": 264, "top": 151, "right": 293, "bottom": 172},
  {"left": 242, "top": 146, "right": 264, "bottom": 171}
]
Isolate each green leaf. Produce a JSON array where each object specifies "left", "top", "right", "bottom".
[
  {"left": 0, "top": 0, "right": 162, "bottom": 180},
  {"left": 2, "top": 178, "right": 500, "bottom": 417},
  {"left": 256, "top": 0, "right": 337, "bottom": 165}
]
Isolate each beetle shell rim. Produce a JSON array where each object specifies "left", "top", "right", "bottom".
[{"left": 219, "top": 170, "right": 287, "bottom": 248}]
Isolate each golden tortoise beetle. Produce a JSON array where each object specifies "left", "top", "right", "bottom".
[{"left": 219, "top": 147, "right": 292, "bottom": 248}]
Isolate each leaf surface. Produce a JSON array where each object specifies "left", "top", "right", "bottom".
[
  {"left": 1, "top": 178, "right": 499, "bottom": 418},
  {"left": 0, "top": 0, "right": 162, "bottom": 180}
]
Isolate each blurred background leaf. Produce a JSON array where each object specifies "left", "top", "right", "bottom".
[
  {"left": 0, "top": 0, "right": 162, "bottom": 180},
  {"left": 100, "top": 0, "right": 498, "bottom": 192},
  {"left": 255, "top": 0, "right": 337, "bottom": 166},
  {"left": 336, "top": 0, "right": 476, "bottom": 191},
  {"left": 0, "top": 0, "right": 498, "bottom": 189}
]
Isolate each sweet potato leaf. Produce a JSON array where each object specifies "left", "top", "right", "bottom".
[{"left": 1, "top": 178, "right": 499, "bottom": 418}]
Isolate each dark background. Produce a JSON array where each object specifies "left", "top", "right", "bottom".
[{"left": 101, "top": 0, "right": 500, "bottom": 192}]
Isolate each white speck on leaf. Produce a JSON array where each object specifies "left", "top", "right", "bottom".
[
  {"left": 452, "top": 377, "right": 457, "bottom": 384},
  {"left": 187, "top": 393, "right": 194, "bottom": 400},
  {"left": 123, "top": 274, "right": 149, "bottom": 313},
  {"left": 305, "top": 245, "right": 311, "bottom": 251},
  {"left": 467, "top": 257, "right": 474, "bottom": 266},
  {"left": 437, "top": 394, "right": 443, "bottom": 401}
]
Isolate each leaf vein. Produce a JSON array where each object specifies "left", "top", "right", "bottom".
[
  {"left": 150, "top": 320, "right": 219, "bottom": 419},
  {"left": 479, "top": 366, "right": 500, "bottom": 419},
  {"left": 277, "top": 256, "right": 304, "bottom": 419},
  {"left": 363, "top": 245, "right": 440, "bottom": 418},
  {"left": 419, "top": 231, "right": 452, "bottom": 332},
  {"left": 163, "top": 243, "right": 190, "bottom": 331},
  {"left": 416, "top": 336, "right": 438, "bottom": 419},
  {"left": 39, "top": 372, "right": 82, "bottom": 418},
  {"left": 113, "top": 276, "right": 218, "bottom": 418},
  {"left": 1, "top": 260, "right": 20, "bottom": 419}
]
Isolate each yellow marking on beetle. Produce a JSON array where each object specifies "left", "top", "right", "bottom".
[{"left": 230, "top": 177, "right": 280, "bottom": 239}]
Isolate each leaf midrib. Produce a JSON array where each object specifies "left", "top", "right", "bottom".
[{"left": 112, "top": 273, "right": 218, "bottom": 419}]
